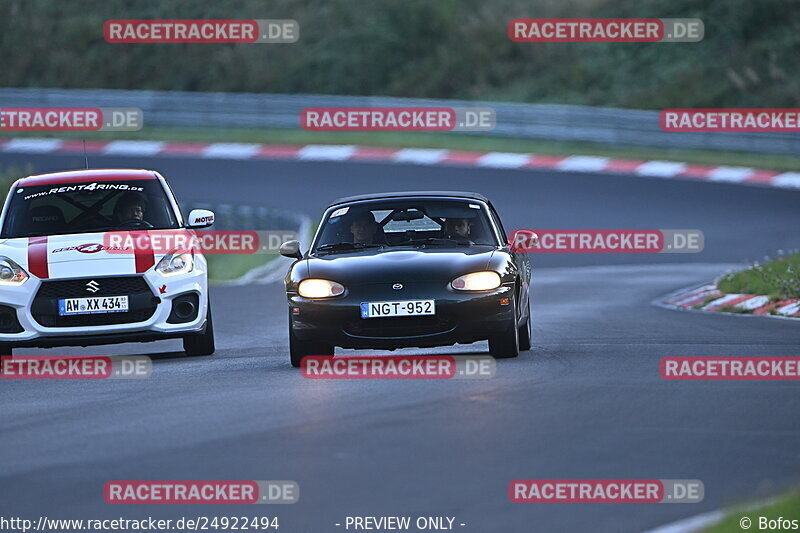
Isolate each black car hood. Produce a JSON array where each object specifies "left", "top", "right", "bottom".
[{"left": 305, "top": 246, "right": 496, "bottom": 284}]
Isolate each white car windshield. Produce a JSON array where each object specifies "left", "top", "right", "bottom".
[{"left": 1, "top": 180, "right": 180, "bottom": 238}]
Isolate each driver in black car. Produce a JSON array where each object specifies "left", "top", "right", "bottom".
[
  {"left": 443, "top": 217, "right": 472, "bottom": 243},
  {"left": 113, "top": 192, "right": 148, "bottom": 226},
  {"left": 349, "top": 211, "right": 380, "bottom": 244}
]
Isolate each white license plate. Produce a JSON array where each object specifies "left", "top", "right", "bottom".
[
  {"left": 58, "top": 296, "right": 129, "bottom": 316},
  {"left": 360, "top": 300, "right": 435, "bottom": 318}
]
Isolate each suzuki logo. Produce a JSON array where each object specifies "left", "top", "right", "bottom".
[
  {"left": 86, "top": 280, "right": 100, "bottom": 293},
  {"left": 392, "top": 283, "right": 403, "bottom": 290}
]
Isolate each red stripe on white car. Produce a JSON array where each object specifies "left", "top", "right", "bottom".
[
  {"left": 27, "top": 236, "right": 49, "bottom": 279},
  {"left": 132, "top": 231, "right": 155, "bottom": 273}
]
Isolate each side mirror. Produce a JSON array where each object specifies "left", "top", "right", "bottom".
[
  {"left": 187, "top": 209, "right": 215, "bottom": 228},
  {"left": 280, "top": 240, "right": 303, "bottom": 259}
]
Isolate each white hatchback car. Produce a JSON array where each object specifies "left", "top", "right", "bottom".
[{"left": 0, "top": 169, "right": 215, "bottom": 356}]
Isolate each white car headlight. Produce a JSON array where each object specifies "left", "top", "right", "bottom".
[
  {"left": 298, "top": 279, "right": 345, "bottom": 298},
  {"left": 451, "top": 271, "right": 501, "bottom": 291},
  {"left": 0, "top": 257, "right": 29, "bottom": 286},
  {"left": 155, "top": 251, "right": 194, "bottom": 277}
]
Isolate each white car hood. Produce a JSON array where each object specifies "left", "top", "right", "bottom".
[{"left": 0, "top": 231, "right": 180, "bottom": 279}]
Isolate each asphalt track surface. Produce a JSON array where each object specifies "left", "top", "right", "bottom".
[{"left": 1, "top": 151, "right": 799, "bottom": 533}]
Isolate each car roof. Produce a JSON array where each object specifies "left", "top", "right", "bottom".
[
  {"left": 16, "top": 169, "right": 159, "bottom": 187},
  {"left": 329, "top": 191, "right": 489, "bottom": 207}
]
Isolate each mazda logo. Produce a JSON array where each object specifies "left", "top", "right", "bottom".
[
  {"left": 392, "top": 283, "right": 403, "bottom": 290},
  {"left": 86, "top": 280, "right": 100, "bottom": 293}
]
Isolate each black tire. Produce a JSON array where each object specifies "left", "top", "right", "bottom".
[
  {"left": 183, "top": 301, "right": 215, "bottom": 356},
  {"left": 518, "top": 302, "right": 532, "bottom": 352},
  {"left": 289, "top": 321, "right": 333, "bottom": 368},
  {"left": 489, "top": 306, "right": 519, "bottom": 359},
  {"left": 0, "top": 343, "right": 13, "bottom": 356}
]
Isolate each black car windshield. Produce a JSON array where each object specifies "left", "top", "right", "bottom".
[
  {"left": 313, "top": 199, "right": 499, "bottom": 252},
  {"left": 1, "top": 180, "right": 180, "bottom": 238}
]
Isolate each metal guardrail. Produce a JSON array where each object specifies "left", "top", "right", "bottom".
[{"left": 2, "top": 87, "right": 800, "bottom": 155}]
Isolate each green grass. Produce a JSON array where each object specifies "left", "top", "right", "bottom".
[
  {"left": 702, "top": 489, "right": 800, "bottom": 532},
  {"left": 718, "top": 253, "right": 800, "bottom": 299},
  {"left": 206, "top": 252, "right": 278, "bottom": 283},
  {"left": 4, "top": 126, "right": 800, "bottom": 171}
]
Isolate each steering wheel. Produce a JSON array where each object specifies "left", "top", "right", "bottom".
[{"left": 118, "top": 218, "right": 153, "bottom": 229}]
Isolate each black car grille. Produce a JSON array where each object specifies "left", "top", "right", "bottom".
[
  {"left": 344, "top": 317, "right": 456, "bottom": 338},
  {"left": 32, "top": 276, "right": 158, "bottom": 328}
]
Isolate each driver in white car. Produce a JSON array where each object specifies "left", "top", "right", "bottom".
[{"left": 113, "top": 192, "right": 148, "bottom": 225}]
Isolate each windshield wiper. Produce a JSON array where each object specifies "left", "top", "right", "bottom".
[
  {"left": 404, "top": 238, "right": 472, "bottom": 247},
  {"left": 315, "top": 242, "right": 384, "bottom": 253}
]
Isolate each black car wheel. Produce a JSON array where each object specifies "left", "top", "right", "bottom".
[
  {"left": 289, "top": 318, "right": 333, "bottom": 368},
  {"left": 489, "top": 304, "right": 519, "bottom": 359},
  {"left": 518, "top": 301, "right": 532, "bottom": 352},
  {"left": 183, "top": 301, "right": 215, "bottom": 356}
]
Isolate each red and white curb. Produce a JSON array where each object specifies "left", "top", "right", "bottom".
[
  {"left": 661, "top": 283, "right": 800, "bottom": 319},
  {"left": 2, "top": 137, "right": 800, "bottom": 190}
]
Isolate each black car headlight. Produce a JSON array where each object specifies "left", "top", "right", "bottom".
[
  {"left": 298, "top": 279, "right": 345, "bottom": 298},
  {"left": 0, "top": 257, "right": 29, "bottom": 286},
  {"left": 451, "top": 271, "right": 501, "bottom": 291}
]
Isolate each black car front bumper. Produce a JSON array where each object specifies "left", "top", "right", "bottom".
[{"left": 288, "top": 281, "right": 516, "bottom": 350}]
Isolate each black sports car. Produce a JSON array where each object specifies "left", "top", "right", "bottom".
[{"left": 281, "top": 191, "right": 532, "bottom": 367}]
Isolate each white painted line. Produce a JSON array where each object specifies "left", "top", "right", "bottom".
[
  {"left": 734, "top": 295, "right": 770, "bottom": 310},
  {"left": 635, "top": 160, "right": 686, "bottom": 177},
  {"left": 476, "top": 152, "right": 530, "bottom": 168},
  {"left": 297, "top": 144, "right": 356, "bottom": 161},
  {"left": 772, "top": 172, "right": 800, "bottom": 189},
  {"left": 701, "top": 293, "right": 746, "bottom": 310},
  {"left": 708, "top": 166, "right": 752, "bottom": 183},
  {"left": 776, "top": 301, "right": 800, "bottom": 316},
  {"left": 641, "top": 508, "right": 725, "bottom": 533},
  {"left": 642, "top": 497, "right": 781, "bottom": 533},
  {"left": 102, "top": 140, "right": 165, "bottom": 156},
  {"left": 392, "top": 148, "right": 448, "bottom": 165},
  {"left": 202, "top": 143, "right": 262, "bottom": 159},
  {"left": 2, "top": 138, "right": 63, "bottom": 153},
  {"left": 558, "top": 155, "right": 609, "bottom": 172}
]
